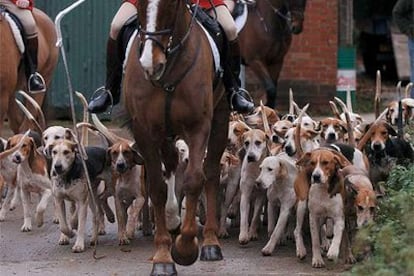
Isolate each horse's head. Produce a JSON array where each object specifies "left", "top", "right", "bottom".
[
  {"left": 288, "top": 0, "right": 306, "bottom": 35},
  {"left": 137, "top": 0, "right": 183, "bottom": 81}
]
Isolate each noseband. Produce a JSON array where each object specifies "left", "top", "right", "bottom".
[{"left": 139, "top": 0, "right": 199, "bottom": 59}]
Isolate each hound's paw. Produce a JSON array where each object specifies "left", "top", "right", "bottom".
[
  {"left": 312, "top": 257, "right": 325, "bottom": 268},
  {"left": 296, "top": 246, "right": 307, "bottom": 260},
  {"left": 72, "top": 243, "right": 85, "bottom": 253},
  {"left": 345, "top": 253, "right": 357, "bottom": 264},
  {"left": 21, "top": 223, "right": 32, "bottom": 232},
  {"left": 261, "top": 246, "right": 273, "bottom": 256},
  {"left": 52, "top": 217, "right": 59, "bottom": 224},
  {"left": 35, "top": 213, "right": 44, "bottom": 227},
  {"left": 218, "top": 228, "right": 230, "bottom": 239},
  {"left": 119, "top": 237, "right": 131, "bottom": 246},
  {"left": 327, "top": 246, "right": 339, "bottom": 262},
  {"left": 249, "top": 231, "right": 259, "bottom": 241},
  {"left": 321, "top": 238, "right": 331, "bottom": 252},
  {"left": 126, "top": 230, "right": 135, "bottom": 240},
  {"left": 98, "top": 229, "right": 106, "bottom": 236},
  {"left": 239, "top": 233, "right": 250, "bottom": 245},
  {"left": 90, "top": 239, "right": 98, "bottom": 246},
  {"left": 0, "top": 213, "right": 5, "bottom": 222},
  {"left": 59, "top": 235, "right": 70, "bottom": 245}
]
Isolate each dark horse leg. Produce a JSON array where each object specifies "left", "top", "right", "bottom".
[
  {"left": 249, "top": 61, "right": 284, "bottom": 109},
  {"left": 171, "top": 118, "right": 212, "bottom": 266},
  {"left": 200, "top": 92, "right": 229, "bottom": 261}
]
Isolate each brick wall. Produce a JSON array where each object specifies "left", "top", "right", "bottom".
[{"left": 246, "top": 0, "right": 339, "bottom": 114}]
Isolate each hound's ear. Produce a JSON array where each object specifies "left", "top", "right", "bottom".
[
  {"left": 5, "top": 139, "right": 11, "bottom": 150},
  {"left": 28, "top": 137, "right": 36, "bottom": 149},
  {"left": 296, "top": 152, "right": 312, "bottom": 167},
  {"left": 294, "top": 170, "right": 309, "bottom": 201},
  {"left": 277, "top": 161, "right": 288, "bottom": 179},
  {"left": 64, "top": 128, "right": 76, "bottom": 141},
  {"left": 363, "top": 123, "right": 372, "bottom": 134},
  {"left": 315, "top": 121, "right": 322, "bottom": 132},
  {"left": 344, "top": 180, "right": 358, "bottom": 197},
  {"left": 106, "top": 148, "right": 112, "bottom": 167},
  {"left": 66, "top": 141, "right": 78, "bottom": 153},
  {"left": 339, "top": 120, "right": 348, "bottom": 133},
  {"left": 333, "top": 152, "right": 351, "bottom": 168},
  {"left": 385, "top": 123, "right": 398, "bottom": 137},
  {"left": 305, "top": 129, "right": 320, "bottom": 139},
  {"left": 132, "top": 148, "right": 144, "bottom": 165},
  {"left": 45, "top": 142, "right": 56, "bottom": 157}
]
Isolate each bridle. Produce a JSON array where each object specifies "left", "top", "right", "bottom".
[
  {"left": 139, "top": 0, "right": 199, "bottom": 60},
  {"left": 259, "top": 0, "right": 305, "bottom": 33}
]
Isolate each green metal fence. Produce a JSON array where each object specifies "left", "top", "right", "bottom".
[{"left": 36, "top": 1, "right": 120, "bottom": 118}]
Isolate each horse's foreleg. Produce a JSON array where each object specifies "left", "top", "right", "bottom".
[
  {"left": 172, "top": 125, "right": 211, "bottom": 266},
  {"left": 140, "top": 147, "right": 175, "bottom": 274},
  {"left": 201, "top": 98, "right": 229, "bottom": 261},
  {"left": 171, "top": 165, "right": 204, "bottom": 266}
]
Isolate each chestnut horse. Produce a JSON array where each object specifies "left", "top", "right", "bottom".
[
  {"left": 0, "top": 8, "right": 58, "bottom": 135},
  {"left": 239, "top": 0, "right": 307, "bottom": 108},
  {"left": 123, "top": 1, "right": 229, "bottom": 275}
]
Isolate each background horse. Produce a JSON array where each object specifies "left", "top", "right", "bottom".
[
  {"left": 239, "top": 0, "right": 306, "bottom": 108},
  {"left": 124, "top": 0, "right": 229, "bottom": 274},
  {"left": 0, "top": 8, "right": 58, "bottom": 135}
]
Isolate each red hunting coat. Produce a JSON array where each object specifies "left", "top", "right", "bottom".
[
  {"left": 124, "top": 0, "right": 138, "bottom": 6},
  {"left": 192, "top": 0, "right": 226, "bottom": 10},
  {"left": 11, "top": 0, "right": 34, "bottom": 11}
]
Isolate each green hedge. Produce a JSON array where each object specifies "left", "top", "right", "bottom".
[{"left": 348, "top": 165, "right": 414, "bottom": 275}]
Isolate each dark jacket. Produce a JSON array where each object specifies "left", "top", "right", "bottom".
[{"left": 393, "top": 0, "right": 414, "bottom": 38}]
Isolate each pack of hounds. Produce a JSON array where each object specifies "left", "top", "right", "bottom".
[{"left": 1, "top": 81, "right": 413, "bottom": 268}]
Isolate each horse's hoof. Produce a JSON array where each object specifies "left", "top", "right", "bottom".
[
  {"left": 150, "top": 263, "right": 177, "bottom": 276},
  {"left": 200, "top": 245, "right": 223, "bottom": 261},
  {"left": 171, "top": 235, "right": 199, "bottom": 266}
]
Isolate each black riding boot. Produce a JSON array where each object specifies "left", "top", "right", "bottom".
[
  {"left": 224, "top": 38, "right": 254, "bottom": 114},
  {"left": 88, "top": 38, "right": 123, "bottom": 113},
  {"left": 25, "top": 37, "right": 46, "bottom": 93}
]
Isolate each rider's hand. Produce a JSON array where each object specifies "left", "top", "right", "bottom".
[{"left": 16, "top": 0, "right": 30, "bottom": 9}]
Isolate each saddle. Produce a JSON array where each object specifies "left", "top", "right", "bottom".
[
  {"left": 0, "top": 5, "right": 27, "bottom": 54},
  {"left": 190, "top": 4, "right": 226, "bottom": 83},
  {"left": 117, "top": 14, "right": 139, "bottom": 60}
]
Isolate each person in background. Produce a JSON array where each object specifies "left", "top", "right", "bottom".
[
  {"left": 0, "top": 0, "right": 46, "bottom": 93},
  {"left": 88, "top": 0, "right": 137, "bottom": 114},
  {"left": 393, "top": 0, "right": 414, "bottom": 98}
]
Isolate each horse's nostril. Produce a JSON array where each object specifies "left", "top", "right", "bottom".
[{"left": 154, "top": 63, "right": 166, "bottom": 77}]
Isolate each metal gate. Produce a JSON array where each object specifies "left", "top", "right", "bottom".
[{"left": 35, "top": 1, "right": 120, "bottom": 118}]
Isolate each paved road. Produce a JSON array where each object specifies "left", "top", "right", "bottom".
[
  {"left": 0, "top": 197, "right": 349, "bottom": 276},
  {"left": 0, "top": 121, "right": 352, "bottom": 276}
]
